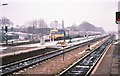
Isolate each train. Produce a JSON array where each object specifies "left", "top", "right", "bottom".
[
  {"left": 50, "top": 29, "right": 66, "bottom": 40},
  {"left": 50, "top": 28, "right": 102, "bottom": 40}
]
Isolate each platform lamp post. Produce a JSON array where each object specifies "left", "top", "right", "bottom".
[{"left": 1, "top": 3, "right": 8, "bottom": 43}]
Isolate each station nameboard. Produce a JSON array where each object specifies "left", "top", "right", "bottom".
[{"left": 116, "top": 12, "right": 120, "bottom": 24}]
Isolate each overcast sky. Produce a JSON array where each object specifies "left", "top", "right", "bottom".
[{"left": 0, "top": 0, "right": 119, "bottom": 32}]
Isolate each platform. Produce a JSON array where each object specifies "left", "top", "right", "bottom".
[
  {"left": 0, "top": 36, "right": 96, "bottom": 57},
  {"left": 91, "top": 41, "right": 120, "bottom": 76}
]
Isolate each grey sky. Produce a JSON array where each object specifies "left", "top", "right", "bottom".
[{"left": 0, "top": 0, "right": 119, "bottom": 32}]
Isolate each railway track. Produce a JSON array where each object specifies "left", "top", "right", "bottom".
[
  {"left": 58, "top": 35, "right": 114, "bottom": 76},
  {"left": 0, "top": 35, "right": 108, "bottom": 76}
]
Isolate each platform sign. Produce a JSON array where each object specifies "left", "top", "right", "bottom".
[{"left": 116, "top": 12, "right": 120, "bottom": 24}]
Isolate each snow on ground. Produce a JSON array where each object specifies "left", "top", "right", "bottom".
[{"left": 0, "top": 35, "right": 106, "bottom": 57}]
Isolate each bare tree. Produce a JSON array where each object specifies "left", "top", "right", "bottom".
[
  {"left": 26, "top": 19, "right": 48, "bottom": 29},
  {"left": 37, "top": 19, "right": 48, "bottom": 28},
  {"left": 0, "top": 17, "right": 13, "bottom": 27},
  {"left": 25, "top": 19, "right": 48, "bottom": 44},
  {"left": 37, "top": 19, "right": 48, "bottom": 44}
]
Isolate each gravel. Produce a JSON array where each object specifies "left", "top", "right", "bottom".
[{"left": 19, "top": 37, "right": 109, "bottom": 75}]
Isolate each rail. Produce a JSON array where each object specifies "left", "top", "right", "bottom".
[
  {"left": 58, "top": 35, "right": 114, "bottom": 76},
  {"left": 0, "top": 35, "right": 109, "bottom": 76}
]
